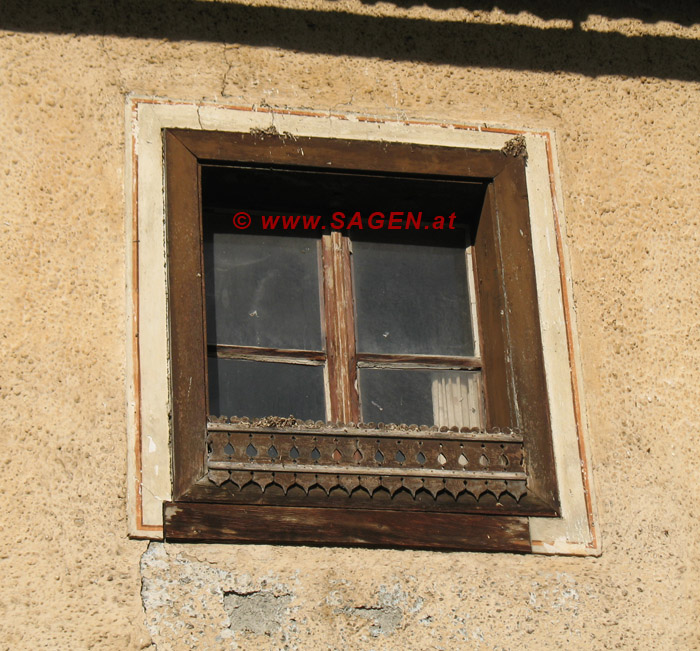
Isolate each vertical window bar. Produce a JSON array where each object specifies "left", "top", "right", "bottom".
[
  {"left": 465, "top": 246, "right": 481, "bottom": 359},
  {"left": 321, "top": 232, "right": 361, "bottom": 423}
]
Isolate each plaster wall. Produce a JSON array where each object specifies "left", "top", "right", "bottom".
[{"left": 1, "top": 2, "right": 699, "bottom": 648}]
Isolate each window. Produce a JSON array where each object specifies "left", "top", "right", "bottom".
[
  {"left": 161, "top": 128, "right": 561, "bottom": 551},
  {"left": 202, "top": 162, "right": 484, "bottom": 428}
]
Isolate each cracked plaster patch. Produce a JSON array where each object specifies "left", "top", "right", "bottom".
[
  {"left": 140, "top": 545, "right": 428, "bottom": 647},
  {"left": 329, "top": 582, "right": 420, "bottom": 638},
  {"left": 140, "top": 543, "right": 297, "bottom": 650},
  {"left": 338, "top": 603, "right": 403, "bottom": 637},
  {"left": 223, "top": 590, "right": 293, "bottom": 635}
]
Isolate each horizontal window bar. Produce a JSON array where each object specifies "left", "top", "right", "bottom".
[
  {"left": 208, "top": 344, "right": 326, "bottom": 366},
  {"left": 206, "top": 421, "right": 523, "bottom": 442},
  {"left": 357, "top": 352, "right": 482, "bottom": 370},
  {"left": 207, "top": 460, "right": 526, "bottom": 481}
]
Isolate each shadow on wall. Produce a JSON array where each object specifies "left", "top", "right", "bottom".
[
  {"left": 1, "top": 0, "right": 698, "bottom": 81},
  {"left": 337, "top": 0, "right": 700, "bottom": 28}
]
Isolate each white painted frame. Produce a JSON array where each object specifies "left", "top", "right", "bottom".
[{"left": 125, "top": 97, "right": 599, "bottom": 555}]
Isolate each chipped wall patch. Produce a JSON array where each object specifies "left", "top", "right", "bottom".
[{"left": 224, "top": 590, "right": 293, "bottom": 635}]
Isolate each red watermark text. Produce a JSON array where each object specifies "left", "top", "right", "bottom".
[{"left": 232, "top": 211, "right": 458, "bottom": 231}]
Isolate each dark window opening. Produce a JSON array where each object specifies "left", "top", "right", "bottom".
[{"left": 202, "top": 164, "right": 486, "bottom": 429}]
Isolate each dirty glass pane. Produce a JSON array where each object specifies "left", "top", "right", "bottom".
[
  {"left": 208, "top": 358, "right": 326, "bottom": 420},
  {"left": 204, "top": 232, "right": 322, "bottom": 351},
  {"left": 360, "top": 368, "right": 482, "bottom": 428},
  {"left": 353, "top": 241, "right": 474, "bottom": 356}
]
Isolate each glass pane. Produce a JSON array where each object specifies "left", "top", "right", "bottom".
[
  {"left": 360, "top": 368, "right": 482, "bottom": 428},
  {"left": 208, "top": 358, "right": 326, "bottom": 421},
  {"left": 353, "top": 241, "right": 474, "bottom": 356},
  {"left": 204, "top": 232, "right": 322, "bottom": 350}
]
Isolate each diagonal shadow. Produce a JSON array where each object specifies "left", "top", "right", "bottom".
[
  {"left": 1, "top": 0, "right": 699, "bottom": 82},
  {"left": 349, "top": 0, "right": 700, "bottom": 28}
]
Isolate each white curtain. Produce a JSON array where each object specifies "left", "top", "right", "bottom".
[{"left": 431, "top": 372, "right": 483, "bottom": 428}]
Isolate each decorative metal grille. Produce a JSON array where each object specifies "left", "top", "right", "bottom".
[{"left": 206, "top": 417, "right": 527, "bottom": 503}]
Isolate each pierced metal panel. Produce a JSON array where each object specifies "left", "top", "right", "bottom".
[{"left": 205, "top": 417, "right": 528, "bottom": 505}]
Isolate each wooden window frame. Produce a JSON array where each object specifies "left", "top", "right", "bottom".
[{"left": 162, "top": 128, "right": 559, "bottom": 552}]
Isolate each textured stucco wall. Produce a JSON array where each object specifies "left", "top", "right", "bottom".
[{"left": 1, "top": 2, "right": 699, "bottom": 648}]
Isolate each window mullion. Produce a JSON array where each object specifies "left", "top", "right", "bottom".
[{"left": 322, "top": 232, "right": 360, "bottom": 423}]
